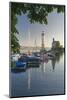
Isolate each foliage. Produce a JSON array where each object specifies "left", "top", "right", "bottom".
[
  {"left": 59, "top": 45, "right": 63, "bottom": 48},
  {"left": 11, "top": 61, "right": 16, "bottom": 68},
  {"left": 11, "top": 33, "right": 20, "bottom": 53},
  {"left": 55, "top": 41, "right": 63, "bottom": 49},
  {"left": 55, "top": 41, "right": 60, "bottom": 48},
  {"left": 10, "top": 2, "right": 64, "bottom": 53}
]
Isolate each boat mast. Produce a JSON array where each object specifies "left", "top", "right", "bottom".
[
  {"left": 34, "top": 39, "right": 37, "bottom": 52},
  {"left": 28, "top": 26, "right": 31, "bottom": 54}
]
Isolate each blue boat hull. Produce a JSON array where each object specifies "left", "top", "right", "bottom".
[{"left": 16, "top": 61, "right": 26, "bottom": 69}]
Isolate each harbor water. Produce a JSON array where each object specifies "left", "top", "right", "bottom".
[{"left": 10, "top": 52, "right": 65, "bottom": 97}]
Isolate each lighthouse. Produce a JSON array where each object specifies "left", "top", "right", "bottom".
[{"left": 41, "top": 31, "right": 45, "bottom": 51}]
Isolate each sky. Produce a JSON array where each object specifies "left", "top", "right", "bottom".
[{"left": 16, "top": 8, "right": 64, "bottom": 48}]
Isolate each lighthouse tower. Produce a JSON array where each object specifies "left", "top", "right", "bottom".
[{"left": 41, "top": 31, "right": 45, "bottom": 50}]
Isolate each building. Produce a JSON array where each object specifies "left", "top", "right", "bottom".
[{"left": 52, "top": 38, "right": 60, "bottom": 49}]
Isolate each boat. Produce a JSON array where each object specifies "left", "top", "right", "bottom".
[
  {"left": 18, "top": 55, "right": 40, "bottom": 62},
  {"left": 32, "top": 52, "right": 41, "bottom": 57},
  {"left": 11, "top": 53, "right": 21, "bottom": 61},
  {"left": 47, "top": 53, "right": 55, "bottom": 59},
  {"left": 40, "top": 54, "right": 48, "bottom": 61},
  {"left": 15, "top": 60, "right": 26, "bottom": 69}
]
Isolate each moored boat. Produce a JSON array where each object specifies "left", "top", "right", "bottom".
[{"left": 15, "top": 61, "right": 26, "bottom": 69}]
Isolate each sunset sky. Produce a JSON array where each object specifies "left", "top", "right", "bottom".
[{"left": 16, "top": 8, "right": 64, "bottom": 48}]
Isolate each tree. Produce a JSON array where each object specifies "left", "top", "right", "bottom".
[
  {"left": 11, "top": 33, "right": 20, "bottom": 53},
  {"left": 10, "top": 2, "right": 64, "bottom": 53},
  {"left": 56, "top": 41, "right": 60, "bottom": 48}
]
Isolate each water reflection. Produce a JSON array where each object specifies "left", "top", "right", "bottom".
[
  {"left": 11, "top": 68, "right": 26, "bottom": 73},
  {"left": 11, "top": 51, "right": 64, "bottom": 74},
  {"left": 11, "top": 51, "right": 64, "bottom": 97},
  {"left": 27, "top": 51, "right": 64, "bottom": 90},
  {"left": 28, "top": 68, "right": 31, "bottom": 90},
  {"left": 51, "top": 51, "right": 64, "bottom": 72},
  {"left": 40, "top": 62, "right": 45, "bottom": 72},
  {"left": 51, "top": 59, "right": 56, "bottom": 72}
]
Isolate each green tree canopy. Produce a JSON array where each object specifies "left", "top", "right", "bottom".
[
  {"left": 10, "top": 2, "right": 64, "bottom": 53},
  {"left": 11, "top": 3, "right": 64, "bottom": 33},
  {"left": 11, "top": 33, "right": 20, "bottom": 53},
  {"left": 56, "top": 41, "right": 60, "bottom": 48}
]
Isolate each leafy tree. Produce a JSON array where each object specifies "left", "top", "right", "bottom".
[
  {"left": 55, "top": 41, "right": 63, "bottom": 49},
  {"left": 60, "top": 45, "right": 63, "bottom": 48},
  {"left": 11, "top": 33, "right": 20, "bottom": 53},
  {"left": 56, "top": 41, "right": 60, "bottom": 48},
  {"left": 10, "top": 2, "right": 64, "bottom": 53}
]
